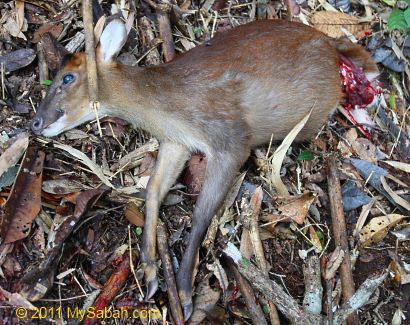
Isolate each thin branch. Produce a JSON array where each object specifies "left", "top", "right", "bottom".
[
  {"left": 222, "top": 243, "right": 323, "bottom": 325},
  {"left": 82, "top": 0, "right": 102, "bottom": 137},
  {"left": 327, "top": 155, "right": 359, "bottom": 325}
]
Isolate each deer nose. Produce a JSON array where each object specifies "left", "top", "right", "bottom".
[{"left": 31, "top": 116, "right": 44, "bottom": 134}]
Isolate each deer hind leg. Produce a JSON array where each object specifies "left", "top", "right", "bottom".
[
  {"left": 176, "top": 149, "right": 250, "bottom": 319},
  {"left": 141, "top": 141, "right": 190, "bottom": 299}
]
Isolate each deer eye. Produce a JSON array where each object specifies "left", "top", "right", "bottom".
[{"left": 62, "top": 73, "right": 75, "bottom": 85}]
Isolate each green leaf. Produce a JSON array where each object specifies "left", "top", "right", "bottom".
[
  {"left": 297, "top": 150, "right": 315, "bottom": 161},
  {"left": 41, "top": 79, "right": 52, "bottom": 86},
  {"left": 135, "top": 227, "right": 143, "bottom": 236},
  {"left": 316, "top": 230, "right": 325, "bottom": 247},
  {"left": 404, "top": 7, "right": 410, "bottom": 26},
  {"left": 193, "top": 26, "right": 201, "bottom": 34},
  {"left": 387, "top": 9, "right": 408, "bottom": 32},
  {"left": 381, "top": 0, "right": 396, "bottom": 7},
  {"left": 389, "top": 91, "right": 396, "bottom": 110}
]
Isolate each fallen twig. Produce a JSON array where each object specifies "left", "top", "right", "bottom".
[
  {"left": 82, "top": 0, "right": 102, "bottom": 136},
  {"left": 83, "top": 251, "right": 131, "bottom": 325},
  {"left": 303, "top": 255, "right": 323, "bottom": 315},
  {"left": 223, "top": 242, "right": 323, "bottom": 325},
  {"left": 157, "top": 220, "right": 184, "bottom": 325},
  {"left": 155, "top": 0, "right": 175, "bottom": 62},
  {"left": 227, "top": 260, "right": 268, "bottom": 325},
  {"left": 327, "top": 155, "right": 359, "bottom": 325},
  {"left": 242, "top": 187, "right": 280, "bottom": 324},
  {"left": 333, "top": 273, "right": 387, "bottom": 324}
]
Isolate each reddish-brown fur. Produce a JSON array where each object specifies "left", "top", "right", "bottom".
[{"left": 31, "top": 19, "right": 378, "bottom": 319}]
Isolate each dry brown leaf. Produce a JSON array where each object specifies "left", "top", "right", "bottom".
[
  {"left": 124, "top": 200, "right": 145, "bottom": 227},
  {"left": 138, "top": 152, "right": 157, "bottom": 177},
  {"left": 359, "top": 214, "right": 407, "bottom": 246},
  {"left": 183, "top": 154, "right": 206, "bottom": 195},
  {"left": 15, "top": 0, "right": 25, "bottom": 31},
  {"left": 338, "top": 128, "right": 357, "bottom": 158},
  {"left": 42, "top": 179, "right": 87, "bottom": 194},
  {"left": 0, "top": 48, "right": 36, "bottom": 73},
  {"left": 352, "top": 138, "right": 378, "bottom": 164},
  {"left": 1, "top": 147, "right": 44, "bottom": 244},
  {"left": 4, "top": 14, "right": 27, "bottom": 40},
  {"left": 110, "top": 138, "right": 159, "bottom": 172},
  {"left": 0, "top": 132, "right": 29, "bottom": 178},
  {"left": 32, "top": 23, "right": 63, "bottom": 43},
  {"left": 277, "top": 192, "right": 316, "bottom": 224},
  {"left": 310, "top": 11, "right": 370, "bottom": 39}
]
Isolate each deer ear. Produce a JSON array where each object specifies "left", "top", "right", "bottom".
[{"left": 98, "top": 19, "right": 127, "bottom": 63}]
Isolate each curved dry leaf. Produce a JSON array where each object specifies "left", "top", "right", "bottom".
[
  {"left": 15, "top": 0, "right": 25, "bottom": 31},
  {"left": 380, "top": 176, "right": 410, "bottom": 211},
  {"left": 1, "top": 147, "right": 44, "bottom": 244},
  {"left": 270, "top": 109, "right": 312, "bottom": 196},
  {"left": 46, "top": 189, "right": 106, "bottom": 258},
  {"left": 383, "top": 160, "right": 410, "bottom": 173},
  {"left": 206, "top": 259, "right": 229, "bottom": 296},
  {"left": 310, "top": 11, "right": 370, "bottom": 38},
  {"left": 42, "top": 179, "right": 87, "bottom": 195},
  {"left": 54, "top": 143, "right": 114, "bottom": 188},
  {"left": 0, "top": 132, "right": 29, "bottom": 178},
  {"left": 359, "top": 214, "right": 407, "bottom": 246}
]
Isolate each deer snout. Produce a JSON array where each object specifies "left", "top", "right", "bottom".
[{"left": 31, "top": 116, "right": 44, "bottom": 135}]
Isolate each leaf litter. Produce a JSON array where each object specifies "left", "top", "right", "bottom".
[{"left": 0, "top": 0, "right": 409, "bottom": 323}]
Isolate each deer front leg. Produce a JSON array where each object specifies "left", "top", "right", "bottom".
[
  {"left": 176, "top": 150, "right": 250, "bottom": 319},
  {"left": 141, "top": 141, "right": 190, "bottom": 299}
]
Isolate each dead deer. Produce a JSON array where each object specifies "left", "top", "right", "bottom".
[{"left": 31, "top": 18, "right": 378, "bottom": 319}]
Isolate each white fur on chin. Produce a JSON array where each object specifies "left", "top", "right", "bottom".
[{"left": 41, "top": 112, "right": 95, "bottom": 137}]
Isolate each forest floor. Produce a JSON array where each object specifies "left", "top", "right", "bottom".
[{"left": 0, "top": 0, "right": 409, "bottom": 324}]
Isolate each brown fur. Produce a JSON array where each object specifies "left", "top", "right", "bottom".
[{"left": 33, "top": 19, "right": 378, "bottom": 318}]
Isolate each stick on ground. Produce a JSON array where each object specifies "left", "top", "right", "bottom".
[
  {"left": 157, "top": 220, "right": 184, "bottom": 325},
  {"left": 82, "top": 0, "right": 102, "bottom": 136},
  {"left": 327, "top": 155, "right": 359, "bottom": 325}
]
